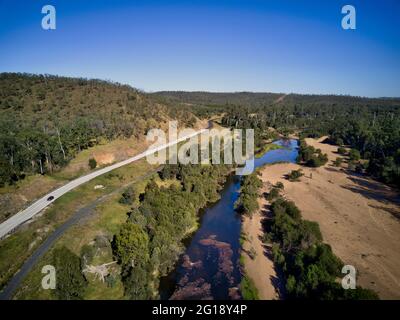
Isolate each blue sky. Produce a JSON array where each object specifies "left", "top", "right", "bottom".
[{"left": 0, "top": 0, "right": 399, "bottom": 97}]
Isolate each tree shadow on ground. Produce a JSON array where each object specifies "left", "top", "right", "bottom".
[
  {"left": 258, "top": 204, "right": 286, "bottom": 299},
  {"left": 368, "top": 204, "right": 400, "bottom": 221},
  {"left": 342, "top": 173, "right": 400, "bottom": 205}
]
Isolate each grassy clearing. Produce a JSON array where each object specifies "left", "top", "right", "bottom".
[
  {"left": 2, "top": 127, "right": 207, "bottom": 298},
  {"left": 0, "top": 135, "right": 149, "bottom": 221},
  {"left": 0, "top": 159, "right": 156, "bottom": 292},
  {"left": 12, "top": 160, "right": 159, "bottom": 300},
  {"left": 54, "top": 136, "right": 148, "bottom": 181},
  {"left": 155, "top": 176, "right": 180, "bottom": 189},
  {"left": 0, "top": 174, "right": 63, "bottom": 196}
]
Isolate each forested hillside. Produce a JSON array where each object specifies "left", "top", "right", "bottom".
[
  {"left": 0, "top": 73, "right": 196, "bottom": 187},
  {"left": 154, "top": 91, "right": 400, "bottom": 188}
]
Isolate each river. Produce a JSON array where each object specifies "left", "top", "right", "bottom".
[{"left": 159, "top": 139, "right": 299, "bottom": 300}]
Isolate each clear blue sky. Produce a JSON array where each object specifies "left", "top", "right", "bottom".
[{"left": 0, "top": 0, "right": 399, "bottom": 97}]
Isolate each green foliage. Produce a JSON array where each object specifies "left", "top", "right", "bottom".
[
  {"left": 249, "top": 247, "right": 257, "bottom": 260},
  {"left": 239, "top": 231, "right": 247, "bottom": 246},
  {"left": 349, "top": 149, "right": 361, "bottom": 161},
  {"left": 112, "top": 222, "right": 149, "bottom": 274},
  {"left": 297, "top": 140, "right": 328, "bottom": 167},
  {"left": 266, "top": 187, "right": 280, "bottom": 201},
  {"left": 0, "top": 73, "right": 195, "bottom": 186},
  {"left": 337, "top": 147, "right": 347, "bottom": 155},
  {"left": 236, "top": 173, "right": 263, "bottom": 216},
  {"left": 275, "top": 181, "right": 284, "bottom": 189},
  {"left": 52, "top": 246, "right": 87, "bottom": 300},
  {"left": 255, "top": 142, "right": 282, "bottom": 158},
  {"left": 240, "top": 275, "right": 259, "bottom": 300},
  {"left": 122, "top": 264, "right": 153, "bottom": 299},
  {"left": 266, "top": 197, "right": 378, "bottom": 299},
  {"left": 343, "top": 287, "right": 380, "bottom": 300},
  {"left": 159, "top": 164, "right": 180, "bottom": 180},
  {"left": 112, "top": 222, "right": 153, "bottom": 299},
  {"left": 113, "top": 162, "right": 231, "bottom": 299},
  {"left": 105, "top": 274, "right": 118, "bottom": 288},
  {"left": 119, "top": 186, "right": 137, "bottom": 205},
  {"left": 333, "top": 157, "right": 343, "bottom": 167},
  {"left": 154, "top": 91, "right": 400, "bottom": 187},
  {"left": 335, "top": 138, "right": 344, "bottom": 146},
  {"left": 80, "top": 244, "right": 96, "bottom": 269},
  {"left": 288, "top": 169, "right": 304, "bottom": 182},
  {"left": 88, "top": 158, "right": 97, "bottom": 169}
]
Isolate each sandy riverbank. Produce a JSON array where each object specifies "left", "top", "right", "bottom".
[
  {"left": 242, "top": 137, "right": 400, "bottom": 299},
  {"left": 242, "top": 201, "right": 281, "bottom": 299}
]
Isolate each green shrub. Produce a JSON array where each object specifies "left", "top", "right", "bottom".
[
  {"left": 236, "top": 173, "right": 263, "bottom": 216},
  {"left": 112, "top": 222, "right": 149, "bottom": 273},
  {"left": 288, "top": 169, "right": 304, "bottom": 181},
  {"left": 88, "top": 158, "right": 97, "bottom": 169},
  {"left": 275, "top": 181, "right": 284, "bottom": 189},
  {"left": 240, "top": 275, "right": 259, "bottom": 300},
  {"left": 333, "top": 157, "right": 343, "bottom": 167},
  {"left": 298, "top": 140, "right": 328, "bottom": 167},
  {"left": 349, "top": 149, "right": 361, "bottom": 161},
  {"left": 119, "top": 186, "right": 137, "bottom": 205},
  {"left": 249, "top": 247, "right": 257, "bottom": 260},
  {"left": 266, "top": 187, "right": 280, "bottom": 201},
  {"left": 337, "top": 147, "right": 347, "bottom": 155},
  {"left": 266, "top": 198, "right": 379, "bottom": 300},
  {"left": 53, "top": 246, "right": 86, "bottom": 300},
  {"left": 112, "top": 161, "right": 231, "bottom": 299}
]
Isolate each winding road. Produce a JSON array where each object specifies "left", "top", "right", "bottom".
[{"left": 0, "top": 127, "right": 207, "bottom": 239}]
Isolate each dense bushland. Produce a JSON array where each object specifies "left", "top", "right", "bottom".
[
  {"left": 235, "top": 173, "right": 263, "bottom": 216},
  {"left": 52, "top": 246, "right": 87, "bottom": 300},
  {"left": 297, "top": 139, "right": 328, "bottom": 167},
  {"left": 112, "top": 162, "right": 231, "bottom": 299},
  {"left": 0, "top": 73, "right": 196, "bottom": 186},
  {"left": 235, "top": 173, "right": 379, "bottom": 299},
  {"left": 154, "top": 91, "right": 400, "bottom": 188},
  {"left": 266, "top": 197, "right": 379, "bottom": 299}
]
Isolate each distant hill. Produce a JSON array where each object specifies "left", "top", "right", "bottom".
[
  {"left": 153, "top": 91, "right": 400, "bottom": 109},
  {"left": 153, "top": 91, "right": 400, "bottom": 188},
  {"left": 152, "top": 91, "right": 400, "bottom": 121},
  {"left": 152, "top": 91, "right": 282, "bottom": 107},
  {"left": 0, "top": 73, "right": 196, "bottom": 186}
]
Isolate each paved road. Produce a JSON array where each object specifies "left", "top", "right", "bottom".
[{"left": 0, "top": 128, "right": 206, "bottom": 239}]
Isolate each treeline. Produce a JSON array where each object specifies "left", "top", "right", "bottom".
[
  {"left": 265, "top": 196, "right": 379, "bottom": 299},
  {"left": 46, "top": 162, "right": 231, "bottom": 299},
  {"left": 0, "top": 73, "right": 196, "bottom": 186},
  {"left": 154, "top": 91, "right": 400, "bottom": 188},
  {"left": 151, "top": 91, "right": 281, "bottom": 119},
  {"left": 235, "top": 173, "right": 263, "bottom": 216},
  {"left": 112, "top": 162, "right": 231, "bottom": 299},
  {"left": 224, "top": 104, "right": 400, "bottom": 187},
  {"left": 326, "top": 123, "right": 400, "bottom": 188},
  {"left": 296, "top": 140, "right": 328, "bottom": 167}
]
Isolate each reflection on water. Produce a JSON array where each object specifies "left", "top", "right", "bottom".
[{"left": 159, "top": 139, "right": 298, "bottom": 300}]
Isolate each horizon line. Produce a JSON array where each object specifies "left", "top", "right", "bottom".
[{"left": 2, "top": 71, "right": 400, "bottom": 100}]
